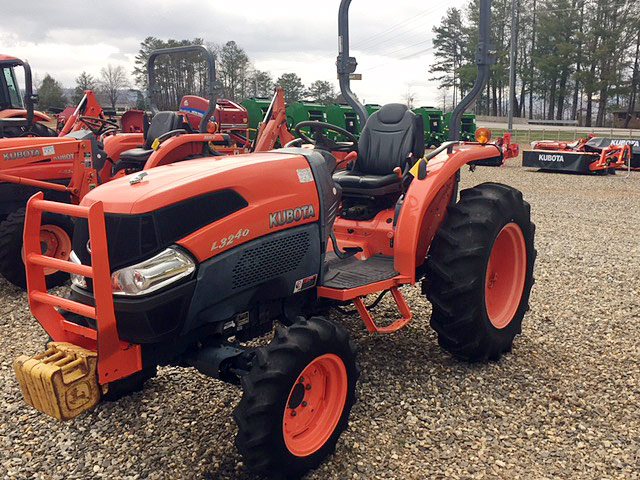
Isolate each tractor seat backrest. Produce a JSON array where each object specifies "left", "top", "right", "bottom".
[
  {"left": 356, "top": 103, "right": 424, "bottom": 175},
  {"left": 144, "top": 111, "right": 181, "bottom": 149}
]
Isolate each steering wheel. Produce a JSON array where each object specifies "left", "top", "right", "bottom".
[
  {"left": 294, "top": 121, "right": 357, "bottom": 152},
  {"left": 78, "top": 116, "right": 119, "bottom": 136}
]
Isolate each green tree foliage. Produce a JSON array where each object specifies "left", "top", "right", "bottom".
[
  {"left": 73, "top": 72, "right": 97, "bottom": 104},
  {"left": 431, "top": 0, "right": 639, "bottom": 126},
  {"left": 307, "top": 80, "right": 337, "bottom": 105},
  {"left": 248, "top": 70, "right": 274, "bottom": 97},
  {"left": 217, "top": 41, "right": 251, "bottom": 101},
  {"left": 276, "top": 73, "right": 306, "bottom": 104},
  {"left": 133, "top": 37, "right": 210, "bottom": 110},
  {"left": 37, "top": 74, "right": 67, "bottom": 111},
  {"left": 429, "top": 8, "right": 467, "bottom": 105}
]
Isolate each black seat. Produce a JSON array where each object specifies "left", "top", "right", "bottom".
[
  {"left": 333, "top": 103, "right": 424, "bottom": 196},
  {"left": 114, "top": 112, "right": 181, "bottom": 173}
]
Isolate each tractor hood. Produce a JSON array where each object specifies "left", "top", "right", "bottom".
[
  {"left": 74, "top": 149, "right": 327, "bottom": 270},
  {"left": 80, "top": 151, "right": 316, "bottom": 215}
]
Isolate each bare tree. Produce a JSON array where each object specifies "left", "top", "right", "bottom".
[
  {"left": 403, "top": 86, "right": 416, "bottom": 109},
  {"left": 100, "top": 64, "right": 129, "bottom": 109}
]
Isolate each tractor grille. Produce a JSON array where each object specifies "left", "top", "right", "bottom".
[
  {"left": 73, "top": 189, "right": 247, "bottom": 272},
  {"left": 231, "top": 231, "right": 310, "bottom": 289}
]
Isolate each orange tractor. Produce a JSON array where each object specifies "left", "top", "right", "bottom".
[
  {"left": 13, "top": 1, "right": 535, "bottom": 478},
  {"left": 0, "top": 45, "right": 291, "bottom": 289},
  {"left": 0, "top": 54, "right": 58, "bottom": 137}
]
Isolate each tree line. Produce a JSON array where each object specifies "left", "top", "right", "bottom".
[
  {"left": 430, "top": 0, "right": 640, "bottom": 127},
  {"left": 35, "top": 64, "right": 131, "bottom": 112},
  {"left": 132, "top": 37, "right": 341, "bottom": 110},
  {"left": 34, "top": 37, "right": 342, "bottom": 113}
]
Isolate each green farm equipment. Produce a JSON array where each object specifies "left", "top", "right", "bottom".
[
  {"left": 413, "top": 106, "right": 447, "bottom": 148},
  {"left": 444, "top": 111, "right": 477, "bottom": 141},
  {"left": 326, "top": 104, "right": 361, "bottom": 137},
  {"left": 286, "top": 101, "right": 328, "bottom": 130},
  {"left": 241, "top": 97, "right": 272, "bottom": 141},
  {"left": 365, "top": 103, "right": 381, "bottom": 116}
]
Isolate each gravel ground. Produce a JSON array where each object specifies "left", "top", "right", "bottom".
[{"left": 1, "top": 162, "right": 639, "bottom": 480}]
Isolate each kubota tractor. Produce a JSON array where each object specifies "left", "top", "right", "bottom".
[
  {"left": 13, "top": 1, "right": 536, "bottom": 478},
  {"left": 0, "top": 45, "right": 292, "bottom": 291},
  {"left": 0, "top": 54, "right": 57, "bottom": 138}
]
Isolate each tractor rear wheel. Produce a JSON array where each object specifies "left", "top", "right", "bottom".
[
  {"left": 424, "top": 182, "right": 536, "bottom": 361},
  {"left": 234, "top": 316, "right": 358, "bottom": 478},
  {"left": 0, "top": 208, "right": 74, "bottom": 289}
]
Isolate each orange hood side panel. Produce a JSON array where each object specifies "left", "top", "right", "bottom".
[{"left": 80, "top": 152, "right": 321, "bottom": 264}]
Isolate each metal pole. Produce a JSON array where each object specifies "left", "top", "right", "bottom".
[
  {"left": 507, "top": 0, "right": 517, "bottom": 132},
  {"left": 448, "top": 0, "right": 494, "bottom": 140},
  {"left": 337, "top": 0, "right": 368, "bottom": 127}
]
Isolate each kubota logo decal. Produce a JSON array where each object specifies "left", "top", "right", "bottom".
[
  {"left": 538, "top": 154, "right": 564, "bottom": 162},
  {"left": 610, "top": 139, "right": 639, "bottom": 147},
  {"left": 269, "top": 205, "right": 315, "bottom": 228},
  {"left": 3, "top": 149, "right": 41, "bottom": 161}
]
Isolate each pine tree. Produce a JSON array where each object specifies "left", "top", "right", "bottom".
[
  {"left": 276, "top": 73, "right": 306, "bottom": 104},
  {"left": 37, "top": 74, "right": 67, "bottom": 111},
  {"left": 73, "top": 72, "right": 97, "bottom": 104},
  {"left": 307, "top": 80, "right": 336, "bottom": 105}
]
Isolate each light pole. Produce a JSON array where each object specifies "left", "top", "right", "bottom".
[{"left": 508, "top": 0, "right": 517, "bottom": 131}]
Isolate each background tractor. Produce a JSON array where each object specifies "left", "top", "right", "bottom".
[
  {"left": 0, "top": 54, "right": 57, "bottom": 138},
  {"left": 13, "top": 0, "right": 535, "bottom": 478},
  {"left": 0, "top": 45, "right": 291, "bottom": 290}
]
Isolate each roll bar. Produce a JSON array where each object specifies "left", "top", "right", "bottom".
[
  {"left": 337, "top": 0, "right": 369, "bottom": 128},
  {"left": 336, "top": 0, "right": 494, "bottom": 140},
  {"left": 0, "top": 57, "right": 36, "bottom": 129},
  {"left": 448, "top": 0, "right": 494, "bottom": 141},
  {"left": 147, "top": 45, "right": 222, "bottom": 133}
]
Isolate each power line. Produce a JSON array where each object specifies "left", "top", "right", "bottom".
[
  {"left": 353, "top": 4, "right": 442, "bottom": 50},
  {"left": 363, "top": 46, "right": 434, "bottom": 72},
  {"left": 379, "top": 38, "right": 432, "bottom": 58}
]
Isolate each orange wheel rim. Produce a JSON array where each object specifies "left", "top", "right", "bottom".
[
  {"left": 283, "top": 353, "right": 348, "bottom": 457},
  {"left": 485, "top": 222, "right": 526, "bottom": 329},
  {"left": 32, "top": 225, "right": 72, "bottom": 275}
]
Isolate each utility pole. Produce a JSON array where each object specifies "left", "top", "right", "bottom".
[{"left": 508, "top": 0, "right": 517, "bottom": 131}]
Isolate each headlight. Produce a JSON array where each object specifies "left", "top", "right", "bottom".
[
  {"left": 70, "top": 251, "right": 88, "bottom": 289},
  {"left": 111, "top": 247, "right": 195, "bottom": 296}
]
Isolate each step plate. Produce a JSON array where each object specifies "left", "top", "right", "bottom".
[
  {"left": 13, "top": 342, "right": 101, "bottom": 421},
  {"left": 322, "top": 254, "right": 397, "bottom": 290}
]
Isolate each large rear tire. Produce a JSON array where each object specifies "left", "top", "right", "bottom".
[
  {"left": 234, "top": 317, "right": 358, "bottom": 478},
  {"left": 424, "top": 182, "right": 536, "bottom": 361},
  {"left": 0, "top": 208, "right": 74, "bottom": 289}
]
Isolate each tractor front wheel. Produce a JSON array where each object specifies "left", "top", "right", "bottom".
[
  {"left": 0, "top": 208, "right": 74, "bottom": 289},
  {"left": 234, "top": 316, "right": 359, "bottom": 478},
  {"left": 425, "top": 182, "right": 536, "bottom": 361}
]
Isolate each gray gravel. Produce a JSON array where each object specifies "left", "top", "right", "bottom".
[{"left": 1, "top": 162, "right": 639, "bottom": 479}]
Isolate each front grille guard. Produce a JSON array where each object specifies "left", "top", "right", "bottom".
[{"left": 24, "top": 192, "right": 142, "bottom": 384}]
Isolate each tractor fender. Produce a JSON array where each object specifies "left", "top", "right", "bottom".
[
  {"left": 0, "top": 109, "right": 51, "bottom": 122},
  {"left": 393, "top": 144, "right": 502, "bottom": 281},
  {"left": 143, "top": 133, "right": 236, "bottom": 170}
]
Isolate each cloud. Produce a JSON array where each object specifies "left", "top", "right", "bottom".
[{"left": 1, "top": 0, "right": 469, "bottom": 106}]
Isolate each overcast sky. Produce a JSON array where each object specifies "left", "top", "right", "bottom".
[{"left": 1, "top": 0, "right": 468, "bottom": 107}]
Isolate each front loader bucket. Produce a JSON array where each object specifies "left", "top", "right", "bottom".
[{"left": 14, "top": 342, "right": 101, "bottom": 420}]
